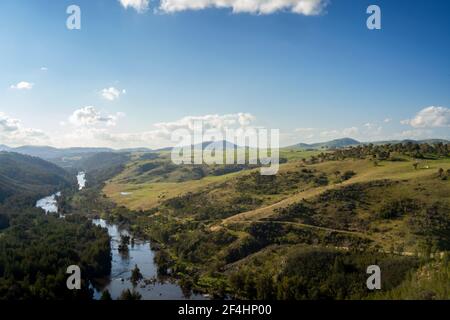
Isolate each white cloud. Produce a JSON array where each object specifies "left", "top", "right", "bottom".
[
  {"left": 294, "top": 127, "right": 315, "bottom": 133},
  {"left": 384, "top": 118, "right": 392, "bottom": 123},
  {"left": 10, "top": 81, "right": 34, "bottom": 90},
  {"left": 153, "top": 113, "right": 255, "bottom": 137},
  {"left": 0, "top": 112, "right": 48, "bottom": 146},
  {"left": 342, "top": 126, "right": 359, "bottom": 136},
  {"left": 158, "top": 0, "right": 328, "bottom": 15},
  {"left": 119, "top": 0, "right": 149, "bottom": 13},
  {"left": 58, "top": 112, "right": 257, "bottom": 148},
  {"left": 69, "top": 106, "right": 125, "bottom": 127},
  {"left": 294, "top": 127, "right": 315, "bottom": 139},
  {"left": 401, "top": 106, "right": 450, "bottom": 128},
  {"left": 319, "top": 130, "right": 339, "bottom": 139},
  {"left": 101, "top": 87, "right": 126, "bottom": 101},
  {"left": 40, "top": 67, "right": 48, "bottom": 71},
  {"left": 319, "top": 127, "right": 359, "bottom": 139}
]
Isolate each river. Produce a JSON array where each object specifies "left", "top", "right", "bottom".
[
  {"left": 91, "top": 219, "right": 205, "bottom": 300},
  {"left": 77, "top": 171, "right": 86, "bottom": 190},
  {"left": 36, "top": 171, "right": 205, "bottom": 300},
  {"left": 35, "top": 192, "right": 61, "bottom": 214}
]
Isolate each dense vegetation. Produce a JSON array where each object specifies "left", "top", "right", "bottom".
[
  {"left": 102, "top": 142, "right": 450, "bottom": 299},
  {"left": 0, "top": 152, "right": 74, "bottom": 204},
  {"left": 314, "top": 141, "right": 449, "bottom": 163},
  {"left": 0, "top": 213, "right": 110, "bottom": 300},
  {"left": 228, "top": 246, "right": 419, "bottom": 300},
  {"left": 71, "top": 152, "right": 130, "bottom": 187},
  {"left": 0, "top": 152, "right": 112, "bottom": 300},
  {"left": 1, "top": 142, "right": 449, "bottom": 300}
]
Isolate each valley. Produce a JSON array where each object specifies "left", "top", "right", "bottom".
[
  {"left": 99, "top": 141, "right": 450, "bottom": 299},
  {"left": 0, "top": 139, "right": 449, "bottom": 300}
]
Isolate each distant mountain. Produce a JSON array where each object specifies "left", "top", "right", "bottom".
[
  {"left": 0, "top": 152, "right": 74, "bottom": 204},
  {"left": 119, "top": 147, "right": 152, "bottom": 153},
  {"left": 155, "top": 140, "right": 240, "bottom": 152},
  {"left": 0, "top": 145, "right": 11, "bottom": 152},
  {"left": 10, "top": 145, "right": 114, "bottom": 160},
  {"left": 289, "top": 138, "right": 361, "bottom": 150},
  {"left": 0, "top": 145, "right": 153, "bottom": 160},
  {"left": 288, "top": 138, "right": 449, "bottom": 150},
  {"left": 195, "top": 140, "right": 240, "bottom": 150}
]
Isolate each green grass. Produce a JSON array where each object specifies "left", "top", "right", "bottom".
[{"left": 101, "top": 149, "right": 450, "bottom": 299}]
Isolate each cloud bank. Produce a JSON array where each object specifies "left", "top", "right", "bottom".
[
  {"left": 158, "top": 0, "right": 328, "bottom": 15},
  {"left": 401, "top": 106, "right": 450, "bottom": 128},
  {"left": 101, "top": 87, "right": 126, "bottom": 101},
  {"left": 10, "top": 81, "right": 34, "bottom": 90},
  {"left": 69, "top": 107, "right": 124, "bottom": 127},
  {"left": 0, "top": 112, "right": 48, "bottom": 146},
  {"left": 119, "top": 0, "right": 150, "bottom": 13}
]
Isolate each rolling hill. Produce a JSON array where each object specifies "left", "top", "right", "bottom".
[
  {"left": 288, "top": 138, "right": 361, "bottom": 150},
  {"left": 8, "top": 145, "right": 114, "bottom": 160},
  {"left": 99, "top": 141, "right": 450, "bottom": 299},
  {"left": 0, "top": 152, "right": 74, "bottom": 204},
  {"left": 287, "top": 138, "right": 450, "bottom": 150}
]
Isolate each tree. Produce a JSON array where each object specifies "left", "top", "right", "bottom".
[
  {"left": 119, "top": 289, "right": 142, "bottom": 300},
  {"left": 118, "top": 235, "right": 130, "bottom": 253},
  {"left": 131, "top": 264, "right": 143, "bottom": 285},
  {"left": 100, "top": 290, "right": 112, "bottom": 300},
  {"left": 0, "top": 213, "right": 9, "bottom": 230},
  {"left": 341, "top": 171, "right": 356, "bottom": 181}
]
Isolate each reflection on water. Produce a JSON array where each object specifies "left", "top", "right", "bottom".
[
  {"left": 36, "top": 171, "right": 85, "bottom": 213},
  {"left": 92, "top": 219, "right": 206, "bottom": 300},
  {"left": 36, "top": 192, "right": 61, "bottom": 214},
  {"left": 36, "top": 172, "right": 202, "bottom": 300},
  {"left": 77, "top": 172, "right": 86, "bottom": 190}
]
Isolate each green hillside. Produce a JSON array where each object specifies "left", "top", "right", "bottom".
[
  {"left": 0, "top": 152, "right": 112, "bottom": 301},
  {"left": 0, "top": 152, "right": 74, "bottom": 204},
  {"left": 99, "top": 142, "right": 450, "bottom": 299}
]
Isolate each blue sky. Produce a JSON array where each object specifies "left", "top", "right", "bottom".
[{"left": 0, "top": 0, "right": 449, "bottom": 148}]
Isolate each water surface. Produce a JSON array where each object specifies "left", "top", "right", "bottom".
[
  {"left": 36, "top": 192, "right": 61, "bottom": 214},
  {"left": 37, "top": 172, "right": 202, "bottom": 300},
  {"left": 92, "top": 219, "right": 206, "bottom": 300},
  {"left": 77, "top": 172, "right": 86, "bottom": 190}
]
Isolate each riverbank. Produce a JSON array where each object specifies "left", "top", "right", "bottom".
[{"left": 91, "top": 218, "right": 206, "bottom": 300}]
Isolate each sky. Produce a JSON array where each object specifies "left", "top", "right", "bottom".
[{"left": 0, "top": 0, "right": 449, "bottom": 148}]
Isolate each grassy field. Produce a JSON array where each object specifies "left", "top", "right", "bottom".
[
  {"left": 103, "top": 149, "right": 323, "bottom": 211},
  {"left": 104, "top": 153, "right": 449, "bottom": 224},
  {"left": 221, "top": 158, "right": 450, "bottom": 224},
  {"left": 101, "top": 146, "right": 450, "bottom": 299}
]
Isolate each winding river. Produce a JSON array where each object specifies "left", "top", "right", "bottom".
[
  {"left": 91, "top": 219, "right": 205, "bottom": 300},
  {"left": 35, "top": 192, "right": 61, "bottom": 214},
  {"left": 36, "top": 172, "right": 204, "bottom": 300}
]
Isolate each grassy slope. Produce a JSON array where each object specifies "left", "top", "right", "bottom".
[
  {"left": 0, "top": 151, "right": 74, "bottom": 203},
  {"left": 222, "top": 158, "right": 450, "bottom": 223},
  {"left": 102, "top": 150, "right": 450, "bottom": 297},
  {"left": 103, "top": 150, "right": 320, "bottom": 211},
  {"left": 104, "top": 155, "right": 449, "bottom": 243}
]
